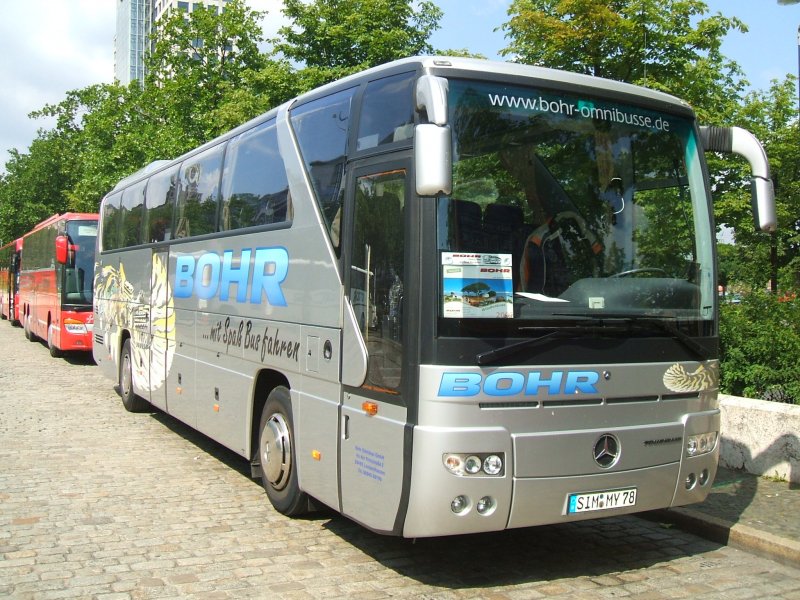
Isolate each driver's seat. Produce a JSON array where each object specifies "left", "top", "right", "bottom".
[
  {"left": 519, "top": 218, "right": 569, "bottom": 296},
  {"left": 520, "top": 213, "right": 603, "bottom": 296}
]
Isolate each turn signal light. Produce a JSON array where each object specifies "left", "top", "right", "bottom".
[{"left": 362, "top": 401, "right": 378, "bottom": 416}]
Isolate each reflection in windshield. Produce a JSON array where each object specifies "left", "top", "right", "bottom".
[{"left": 437, "top": 79, "right": 714, "bottom": 327}]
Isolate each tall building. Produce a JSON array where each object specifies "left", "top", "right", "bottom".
[
  {"left": 114, "top": 0, "right": 231, "bottom": 85},
  {"left": 114, "top": 0, "right": 151, "bottom": 85}
]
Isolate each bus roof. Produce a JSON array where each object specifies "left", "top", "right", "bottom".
[
  {"left": 293, "top": 56, "right": 694, "bottom": 115},
  {"left": 105, "top": 56, "right": 696, "bottom": 195}
]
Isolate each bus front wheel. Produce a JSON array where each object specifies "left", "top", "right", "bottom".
[
  {"left": 119, "top": 339, "right": 148, "bottom": 412},
  {"left": 48, "top": 325, "right": 63, "bottom": 358},
  {"left": 258, "top": 386, "right": 308, "bottom": 516}
]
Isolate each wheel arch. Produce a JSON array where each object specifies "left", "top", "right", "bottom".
[{"left": 249, "top": 368, "right": 291, "bottom": 473}]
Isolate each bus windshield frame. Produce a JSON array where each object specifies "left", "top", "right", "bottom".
[
  {"left": 435, "top": 78, "right": 716, "bottom": 338},
  {"left": 62, "top": 219, "right": 97, "bottom": 307}
]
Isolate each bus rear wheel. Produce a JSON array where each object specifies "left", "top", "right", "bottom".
[
  {"left": 258, "top": 386, "right": 308, "bottom": 516},
  {"left": 119, "top": 339, "right": 148, "bottom": 412}
]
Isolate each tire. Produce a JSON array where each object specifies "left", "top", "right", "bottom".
[
  {"left": 119, "top": 339, "right": 148, "bottom": 412},
  {"left": 24, "top": 315, "right": 36, "bottom": 341},
  {"left": 257, "top": 386, "right": 308, "bottom": 516},
  {"left": 48, "top": 325, "right": 63, "bottom": 358}
]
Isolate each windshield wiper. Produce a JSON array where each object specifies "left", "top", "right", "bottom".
[
  {"left": 630, "top": 317, "right": 711, "bottom": 361},
  {"left": 552, "top": 313, "right": 711, "bottom": 361},
  {"left": 476, "top": 315, "right": 710, "bottom": 366},
  {"left": 475, "top": 324, "right": 615, "bottom": 366},
  {"left": 476, "top": 330, "right": 565, "bottom": 366}
]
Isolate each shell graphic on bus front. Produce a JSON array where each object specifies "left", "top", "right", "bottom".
[
  {"left": 662, "top": 363, "right": 718, "bottom": 393},
  {"left": 95, "top": 254, "right": 175, "bottom": 393}
]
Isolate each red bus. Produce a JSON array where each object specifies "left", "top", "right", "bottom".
[
  {"left": 19, "top": 213, "right": 98, "bottom": 357},
  {"left": 0, "top": 237, "right": 23, "bottom": 324}
]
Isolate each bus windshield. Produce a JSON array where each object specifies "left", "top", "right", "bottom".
[
  {"left": 437, "top": 78, "right": 715, "bottom": 331},
  {"left": 64, "top": 220, "right": 97, "bottom": 306}
]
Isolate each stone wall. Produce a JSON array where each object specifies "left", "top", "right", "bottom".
[{"left": 719, "top": 394, "right": 800, "bottom": 484}]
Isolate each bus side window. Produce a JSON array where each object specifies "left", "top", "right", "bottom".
[
  {"left": 290, "top": 86, "right": 357, "bottom": 252},
  {"left": 101, "top": 192, "right": 122, "bottom": 252},
  {"left": 219, "top": 120, "right": 290, "bottom": 231},
  {"left": 145, "top": 164, "right": 180, "bottom": 243},
  {"left": 356, "top": 71, "right": 416, "bottom": 151},
  {"left": 175, "top": 144, "right": 225, "bottom": 239},
  {"left": 119, "top": 180, "right": 147, "bottom": 248}
]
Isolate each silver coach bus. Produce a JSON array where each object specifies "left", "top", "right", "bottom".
[{"left": 94, "top": 57, "right": 775, "bottom": 537}]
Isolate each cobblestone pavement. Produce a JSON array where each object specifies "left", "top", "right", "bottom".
[{"left": 2, "top": 322, "right": 800, "bottom": 599}]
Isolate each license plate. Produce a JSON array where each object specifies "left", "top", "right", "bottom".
[{"left": 567, "top": 487, "right": 637, "bottom": 514}]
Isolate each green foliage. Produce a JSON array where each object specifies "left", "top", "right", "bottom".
[
  {"left": 720, "top": 291, "right": 800, "bottom": 404},
  {"left": 499, "top": 0, "right": 747, "bottom": 115},
  {"left": 144, "top": 0, "right": 268, "bottom": 146},
  {"left": 277, "top": 0, "right": 442, "bottom": 72}
]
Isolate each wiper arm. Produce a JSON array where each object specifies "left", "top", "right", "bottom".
[
  {"left": 552, "top": 312, "right": 711, "bottom": 361},
  {"left": 476, "top": 315, "right": 710, "bottom": 366},
  {"left": 476, "top": 330, "right": 564, "bottom": 366},
  {"left": 633, "top": 317, "right": 711, "bottom": 361},
  {"left": 475, "top": 324, "right": 613, "bottom": 366}
]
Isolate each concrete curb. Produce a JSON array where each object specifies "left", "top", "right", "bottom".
[{"left": 645, "top": 508, "right": 800, "bottom": 569}]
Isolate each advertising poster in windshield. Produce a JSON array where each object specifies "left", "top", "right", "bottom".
[{"left": 442, "top": 252, "right": 513, "bottom": 319}]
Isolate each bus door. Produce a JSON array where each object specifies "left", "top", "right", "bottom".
[{"left": 339, "top": 161, "right": 411, "bottom": 533}]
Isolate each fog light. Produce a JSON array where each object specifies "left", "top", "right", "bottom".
[
  {"left": 483, "top": 455, "right": 503, "bottom": 475},
  {"left": 464, "top": 455, "right": 482, "bottom": 474},
  {"left": 699, "top": 469, "right": 710, "bottom": 486},
  {"left": 685, "top": 472, "right": 696, "bottom": 490},
  {"left": 451, "top": 495, "right": 469, "bottom": 514},
  {"left": 476, "top": 496, "right": 495, "bottom": 515}
]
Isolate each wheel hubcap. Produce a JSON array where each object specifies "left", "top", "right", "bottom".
[
  {"left": 261, "top": 413, "right": 291, "bottom": 490},
  {"left": 122, "top": 354, "right": 132, "bottom": 395}
]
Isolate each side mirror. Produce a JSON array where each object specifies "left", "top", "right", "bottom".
[
  {"left": 414, "top": 75, "right": 452, "bottom": 197},
  {"left": 415, "top": 124, "right": 452, "bottom": 196},
  {"left": 415, "top": 75, "right": 448, "bottom": 126},
  {"left": 55, "top": 235, "right": 69, "bottom": 265},
  {"left": 700, "top": 126, "right": 776, "bottom": 232}
]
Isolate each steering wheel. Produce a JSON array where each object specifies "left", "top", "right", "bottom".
[{"left": 611, "top": 267, "right": 668, "bottom": 278}]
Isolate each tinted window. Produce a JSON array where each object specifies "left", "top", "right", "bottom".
[
  {"left": 145, "top": 164, "right": 179, "bottom": 243},
  {"left": 175, "top": 144, "right": 225, "bottom": 238},
  {"left": 357, "top": 72, "right": 416, "bottom": 151},
  {"left": 119, "top": 180, "right": 147, "bottom": 247},
  {"left": 101, "top": 192, "right": 122, "bottom": 252},
  {"left": 290, "top": 87, "right": 357, "bottom": 249},
  {"left": 349, "top": 169, "right": 407, "bottom": 395},
  {"left": 220, "top": 120, "right": 291, "bottom": 231}
]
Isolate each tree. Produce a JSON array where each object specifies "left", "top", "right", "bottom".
[
  {"left": 145, "top": 0, "right": 269, "bottom": 146},
  {"left": 0, "top": 137, "right": 71, "bottom": 243},
  {"left": 500, "top": 0, "right": 748, "bottom": 119},
  {"left": 276, "top": 0, "right": 442, "bottom": 75},
  {"left": 725, "top": 76, "right": 800, "bottom": 291}
]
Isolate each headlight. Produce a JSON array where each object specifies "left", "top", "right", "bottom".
[
  {"left": 686, "top": 432, "right": 717, "bottom": 457},
  {"left": 443, "top": 453, "right": 505, "bottom": 476}
]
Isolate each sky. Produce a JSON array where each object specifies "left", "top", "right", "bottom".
[{"left": 0, "top": 0, "right": 799, "bottom": 173}]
